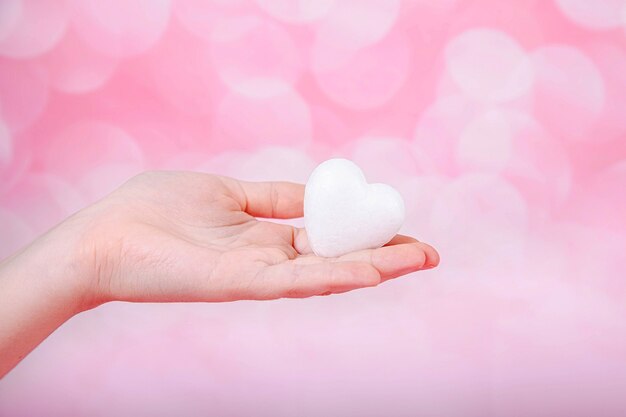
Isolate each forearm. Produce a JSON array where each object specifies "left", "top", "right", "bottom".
[{"left": 0, "top": 221, "right": 92, "bottom": 378}]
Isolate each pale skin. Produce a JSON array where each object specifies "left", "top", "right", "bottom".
[{"left": 0, "top": 171, "right": 439, "bottom": 377}]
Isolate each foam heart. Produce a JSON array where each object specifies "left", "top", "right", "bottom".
[{"left": 304, "top": 158, "right": 405, "bottom": 257}]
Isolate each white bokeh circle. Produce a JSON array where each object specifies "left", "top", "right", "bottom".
[
  {"left": 39, "top": 29, "right": 118, "bottom": 94},
  {"left": 531, "top": 45, "right": 605, "bottom": 141},
  {"left": 0, "top": 130, "right": 30, "bottom": 195},
  {"left": 456, "top": 109, "right": 513, "bottom": 173},
  {"left": 564, "top": 160, "right": 626, "bottom": 231},
  {"left": 214, "top": 88, "right": 312, "bottom": 150},
  {"left": 413, "top": 94, "right": 483, "bottom": 176},
  {"left": 457, "top": 109, "right": 571, "bottom": 213},
  {"left": 396, "top": 175, "right": 448, "bottom": 243},
  {"left": 0, "top": 0, "right": 68, "bottom": 59},
  {"left": 1, "top": 173, "right": 85, "bottom": 233},
  {"left": 239, "top": 147, "right": 316, "bottom": 184},
  {"left": 255, "top": 0, "right": 335, "bottom": 23},
  {"left": 70, "top": 0, "right": 171, "bottom": 58},
  {"left": 343, "top": 136, "right": 419, "bottom": 185},
  {"left": 0, "top": 208, "right": 35, "bottom": 260},
  {"left": 79, "top": 163, "right": 145, "bottom": 202},
  {"left": 429, "top": 174, "right": 529, "bottom": 273},
  {"left": 164, "top": 151, "right": 214, "bottom": 172},
  {"left": 210, "top": 16, "right": 302, "bottom": 98},
  {"left": 587, "top": 43, "right": 626, "bottom": 141},
  {"left": 315, "top": 0, "right": 401, "bottom": 49},
  {"left": 312, "top": 32, "right": 411, "bottom": 110},
  {"left": 445, "top": 28, "right": 534, "bottom": 103},
  {"left": 0, "top": 121, "right": 11, "bottom": 167},
  {"left": 554, "top": 0, "right": 626, "bottom": 30},
  {"left": 406, "top": 0, "right": 459, "bottom": 13},
  {"left": 174, "top": 0, "right": 247, "bottom": 42},
  {"left": 0, "top": 0, "right": 21, "bottom": 43},
  {"left": 40, "top": 120, "right": 143, "bottom": 184},
  {"left": 204, "top": 146, "right": 317, "bottom": 183}
]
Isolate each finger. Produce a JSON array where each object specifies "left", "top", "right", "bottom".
[
  {"left": 253, "top": 261, "right": 381, "bottom": 300},
  {"left": 336, "top": 242, "right": 434, "bottom": 281},
  {"left": 292, "top": 230, "right": 438, "bottom": 271},
  {"left": 384, "top": 234, "right": 419, "bottom": 246},
  {"left": 225, "top": 179, "right": 305, "bottom": 219},
  {"left": 421, "top": 241, "right": 440, "bottom": 269},
  {"left": 293, "top": 228, "right": 313, "bottom": 255}
]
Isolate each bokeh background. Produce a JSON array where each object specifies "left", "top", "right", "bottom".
[{"left": 1, "top": 0, "right": 626, "bottom": 415}]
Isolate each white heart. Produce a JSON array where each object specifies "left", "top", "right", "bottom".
[{"left": 304, "top": 158, "right": 405, "bottom": 257}]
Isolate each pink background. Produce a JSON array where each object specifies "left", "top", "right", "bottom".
[{"left": 1, "top": 0, "right": 626, "bottom": 415}]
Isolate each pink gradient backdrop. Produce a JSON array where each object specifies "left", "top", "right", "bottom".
[{"left": 1, "top": 0, "right": 626, "bottom": 415}]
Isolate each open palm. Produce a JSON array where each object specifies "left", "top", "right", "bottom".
[{"left": 79, "top": 171, "right": 439, "bottom": 305}]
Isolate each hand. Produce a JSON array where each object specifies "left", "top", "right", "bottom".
[
  {"left": 73, "top": 171, "right": 439, "bottom": 308},
  {"left": 0, "top": 170, "right": 439, "bottom": 376}
]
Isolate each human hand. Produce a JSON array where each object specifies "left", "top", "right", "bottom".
[
  {"left": 71, "top": 171, "right": 439, "bottom": 308},
  {"left": 0, "top": 171, "right": 439, "bottom": 376}
]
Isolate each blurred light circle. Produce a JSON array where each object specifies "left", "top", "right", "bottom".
[
  {"left": 564, "top": 160, "right": 626, "bottom": 231},
  {"left": 547, "top": 223, "right": 626, "bottom": 295},
  {"left": 554, "top": 0, "right": 625, "bottom": 30},
  {"left": 219, "top": 146, "right": 317, "bottom": 183},
  {"left": 406, "top": 0, "right": 459, "bottom": 13},
  {"left": 164, "top": 151, "right": 214, "bottom": 171},
  {"left": 38, "top": 29, "right": 118, "bottom": 94},
  {"left": 315, "top": 0, "right": 401, "bottom": 49},
  {"left": 0, "top": 131, "right": 30, "bottom": 194},
  {"left": 429, "top": 174, "right": 528, "bottom": 272},
  {"left": 0, "top": 60, "right": 48, "bottom": 132},
  {"left": 79, "top": 163, "right": 145, "bottom": 202},
  {"left": 396, "top": 175, "right": 448, "bottom": 243},
  {"left": 501, "top": 112, "right": 571, "bottom": 211},
  {"left": 587, "top": 43, "right": 626, "bottom": 142},
  {"left": 175, "top": 0, "right": 247, "bottom": 42},
  {"left": 195, "top": 150, "right": 241, "bottom": 176},
  {"left": 0, "top": 0, "right": 21, "bottom": 43},
  {"left": 445, "top": 28, "right": 534, "bottom": 103},
  {"left": 1, "top": 174, "right": 85, "bottom": 233},
  {"left": 457, "top": 109, "right": 513, "bottom": 172},
  {"left": 344, "top": 137, "right": 418, "bottom": 184},
  {"left": 532, "top": 45, "right": 605, "bottom": 141},
  {"left": 210, "top": 16, "right": 302, "bottom": 98},
  {"left": 0, "top": 121, "right": 11, "bottom": 167},
  {"left": 214, "top": 88, "right": 312, "bottom": 150},
  {"left": 126, "top": 121, "right": 186, "bottom": 169},
  {"left": 413, "top": 94, "right": 483, "bottom": 176},
  {"left": 459, "top": 110, "right": 571, "bottom": 214},
  {"left": 255, "top": 0, "right": 335, "bottom": 23},
  {"left": 312, "top": 32, "right": 411, "bottom": 110},
  {"left": 42, "top": 121, "right": 144, "bottom": 187},
  {"left": 0, "top": 0, "right": 68, "bottom": 59},
  {"left": 71, "top": 0, "right": 171, "bottom": 58},
  {"left": 0, "top": 208, "right": 35, "bottom": 260},
  {"left": 418, "top": 101, "right": 571, "bottom": 214}
]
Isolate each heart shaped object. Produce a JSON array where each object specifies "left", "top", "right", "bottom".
[{"left": 304, "top": 158, "right": 405, "bottom": 257}]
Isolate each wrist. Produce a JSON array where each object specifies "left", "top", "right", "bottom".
[
  {"left": 11, "top": 213, "right": 101, "bottom": 315},
  {"left": 55, "top": 213, "right": 104, "bottom": 313},
  {"left": 12, "top": 240, "right": 82, "bottom": 318},
  {"left": 0, "top": 215, "right": 97, "bottom": 376}
]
